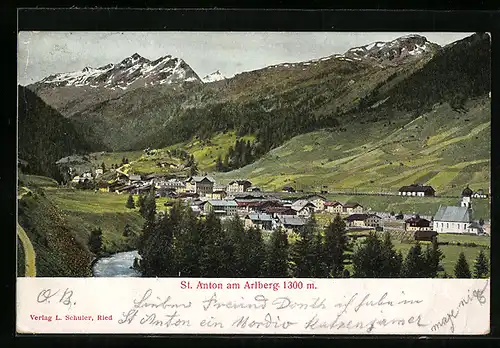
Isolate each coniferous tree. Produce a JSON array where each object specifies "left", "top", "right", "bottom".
[
  {"left": 88, "top": 227, "right": 103, "bottom": 254},
  {"left": 226, "top": 216, "right": 250, "bottom": 277},
  {"left": 123, "top": 224, "right": 133, "bottom": 237},
  {"left": 324, "top": 214, "right": 348, "bottom": 277},
  {"left": 141, "top": 192, "right": 156, "bottom": 220},
  {"left": 215, "top": 155, "right": 223, "bottom": 172},
  {"left": 223, "top": 154, "right": 229, "bottom": 171},
  {"left": 199, "top": 212, "right": 234, "bottom": 277},
  {"left": 292, "top": 216, "right": 316, "bottom": 277},
  {"left": 454, "top": 252, "right": 472, "bottom": 278},
  {"left": 380, "top": 232, "right": 403, "bottom": 277},
  {"left": 101, "top": 162, "right": 106, "bottom": 172},
  {"left": 246, "top": 140, "right": 253, "bottom": 163},
  {"left": 266, "top": 227, "right": 290, "bottom": 277},
  {"left": 423, "top": 237, "right": 444, "bottom": 278},
  {"left": 311, "top": 229, "right": 327, "bottom": 277},
  {"left": 125, "top": 194, "right": 135, "bottom": 209},
  {"left": 137, "top": 194, "right": 145, "bottom": 215},
  {"left": 473, "top": 249, "right": 489, "bottom": 278},
  {"left": 140, "top": 211, "right": 174, "bottom": 277},
  {"left": 171, "top": 201, "right": 202, "bottom": 276},
  {"left": 227, "top": 147, "right": 235, "bottom": 167},
  {"left": 401, "top": 242, "right": 427, "bottom": 277},
  {"left": 247, "top": 226, "right": 266, "bottom": 277},
  {"left": 137, "top": 192, "right": 157, "bottom": 255},
  {"left": 189, "top": 161, "right": 199, "bottom": 176},
  {"left": 352, "top": 232, "right": 384, "bottom": 277}
]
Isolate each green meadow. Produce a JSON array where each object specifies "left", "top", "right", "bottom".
[
  {"left": 214, "top": 98, "right": 490, "bottom": 197},
  {"left": 44, "top": 187, "right": 144, "bottom": 254},
  {"left": 344, "top": 232, "right": 490, "bottom": 276},
  {"left": 90, "top": 131, "right": 255, "bottom": 175}
]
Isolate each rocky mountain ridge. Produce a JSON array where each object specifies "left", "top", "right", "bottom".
[{"left": 36, "top": 53, "right": 202, "bottom": 90}]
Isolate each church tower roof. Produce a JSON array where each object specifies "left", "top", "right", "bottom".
[{"left": 461, "top": 185, "right": 473, "bottom": 197}]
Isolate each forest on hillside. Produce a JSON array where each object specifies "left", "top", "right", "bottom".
[{"left": 18, "top": 86, "right": 95, "bottom": 182}]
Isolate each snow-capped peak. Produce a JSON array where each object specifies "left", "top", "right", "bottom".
[
  {"left": 38, "top": 53, "right": 202, "bottom": 90},
  {"left": 344, "top": 34, "right": 440, "bottom": 63},
  {"left": 202, "top": 70, "right": 226, "bottom": 83}
]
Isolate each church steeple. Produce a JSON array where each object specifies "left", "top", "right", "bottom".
[{"left": 460, "top": 185, "right": 472, "bottom": 209}]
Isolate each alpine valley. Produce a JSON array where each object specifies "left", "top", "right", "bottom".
[
  {"left": 22, "top": 33, "right": 491, "bottom": 193},
  {"left": 17, "top": 33, "right": 491, "bottom": 277}
]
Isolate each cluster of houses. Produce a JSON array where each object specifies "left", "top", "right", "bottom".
[
  {"left": 400, "top": 186, "right": 487, "bottom": 239},
  {"left": 70, "top": 167, "right": 488, "bottom": 237},
  {"left": 93, "top": 173, "right": 376, "bottom": 234},
  {"left": 185, "top": 189, "right": 373, "bottom": 234}
]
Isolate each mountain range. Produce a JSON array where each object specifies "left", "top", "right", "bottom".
[{"left": 21, "top": 33, "right": 491, "bottom": 184}]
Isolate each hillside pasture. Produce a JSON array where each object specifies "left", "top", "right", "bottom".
[
  {"left": 216, "top": 97, "right": 490, "bottom": 197},
  {"left": 45, "top": 188, "right": 144, "bottom": 254}
]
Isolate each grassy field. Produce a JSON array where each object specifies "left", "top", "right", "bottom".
[
  {"left": 44, "top": 188, "right": 144, "bottom": 254},
  {"left": 345, "top": 232, "right": 490, "bottom": 276},
  {"left": 391, "top": 239, "right": 489, "bottom": 276},
  {"left": 214, "top": 97, "right": 490, "bottom": 197},
  {"left": 88, "top": 150, "right": 143, "bottom": 170},
  {"left": 187, "top": 132, "right": 256, "bottom": 171},
  {"left": 20, "top": 174, "right": 58, "bottom": 188},
  {"left": 88, "top": 131, "right": 256, "bottom": 176}
]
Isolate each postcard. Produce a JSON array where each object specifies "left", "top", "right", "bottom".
[{"left": 17, "top": 31, "right": 491, "bottom": 335}]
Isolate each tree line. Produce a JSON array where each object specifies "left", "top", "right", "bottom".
[
  {"left": 215, "top": 139, "right": 259, "bottom": 172},
  {"left": 134, "top": 192, "right": 489, "bottom": 279}
]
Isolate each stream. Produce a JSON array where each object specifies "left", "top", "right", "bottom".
[{"left": 92, "top": 250, "right": 142, "bottom": 277}]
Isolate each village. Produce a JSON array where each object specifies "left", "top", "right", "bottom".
[{"left": 69, "top": 165, "right": 490, "bottom": 240}]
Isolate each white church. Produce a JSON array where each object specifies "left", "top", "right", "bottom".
[{"left": 432, "top": 186, "right": 485, "bottom": 235}]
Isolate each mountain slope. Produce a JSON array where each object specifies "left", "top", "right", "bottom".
[
  {"left": 25, "top": 33, "right": 490, "bottom": 170},
  {"left": 38, "top": 53, "right": 201, "bottom": 89},
  {"left": 28, "top": 53, "right": 202, "bottom": 119},
  {"left": 202, "top": 70, "right": 226, "bottom": 83},
  {"left": 214, "top": 95, "right": 490, "bottom": 196},
  {"left": 17, "top": 184, "right": 93, "bottom": 277},
  {"left": 345, "top": 34, "right": 440, "bottom": 63},
  {"left": 18, "top": 85, "right": 95, "bottom": 181},
  {"left": 26, "top": 34, "right": 441, "bottom": 152}
]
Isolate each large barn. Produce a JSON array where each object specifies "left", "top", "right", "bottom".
[{"left": 398, "top": 184, "right": 435, "bottom": 197}]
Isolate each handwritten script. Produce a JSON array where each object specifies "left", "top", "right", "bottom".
[
  {"left": 36, "top": 287, "right": 76, "bottom": 309},
  {"left": 117, "top": 287, "right": 429, "bottom": 333},
  {"left": 17, "top": 278, "right": 490, "bottom": 334}
]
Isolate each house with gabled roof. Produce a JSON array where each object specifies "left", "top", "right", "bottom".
[
  {"left": 404, "top": 215, "right": 432, "bottom": 231},
  {"left": 275, "top": 215, "right": 308, "bottom": 233},
  {"left": 204, "top": 199, "right": 238, "bottom": 217},
  {"left": 185, "top": 176, "right": 215, "bottom": 197},
  {"left": 299, "top": 194, "right": 327, "bottom": 211},
  {"left": 244, "top": 213, "right": 273, "bottom": 231},
  {"left": 324, "top": 201, "right": 343, "bottom": 214},
  {"left": 228, "top": 180, "right": 252, "bottom": 193},
  {"left": 398, "top": 184, "right": 435, "bottom": 197},
  {"left": 345, "top": 213, "right": 381, "bottom": 228},
  {"left": 291, "top": 199, "right": 316, "bottom": 217},
  {"left": 263, "top": 206, "right": 297, "bottom": 218},
  {"left": 342, "top": 202, "right": 364, "bottom": 214}
]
